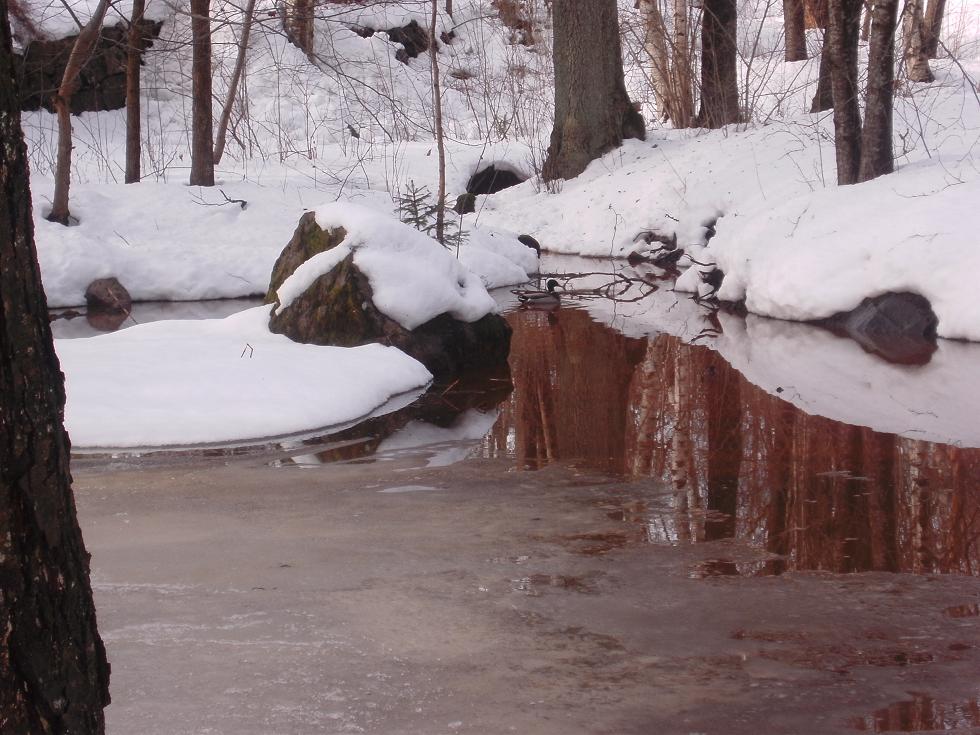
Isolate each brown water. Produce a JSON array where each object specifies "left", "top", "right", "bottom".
[{"left": 463, "top": 304, "right": 980, "bottom": 578}]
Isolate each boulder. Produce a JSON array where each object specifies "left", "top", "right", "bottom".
[
  {"left": 267, "top": 214, "right": 512, "bottom": 380},
  {"left": 821, "top": 292, "right": 938, "bottom": 365},
  {"left": 15, "top": 20, "right": 163, "bottom": 113},
  {"left": 85, "top": 277, "right": 132, "bottom": 312}
]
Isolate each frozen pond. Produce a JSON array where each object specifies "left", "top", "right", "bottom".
[{"left": 67, "top": 255, "right": 980, "bottom": 733}]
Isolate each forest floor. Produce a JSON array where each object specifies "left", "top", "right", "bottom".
[{"left": 73, "top": 451, "right": 980, "bottom": 735}]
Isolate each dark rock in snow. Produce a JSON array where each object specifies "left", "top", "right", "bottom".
[
  {"left": 85, "top": 277, "right": 132, "bottom": 312},
  {"left": 266, "top": 214, "right": 512, "bottom": 380},
  {"left": 517, "top": 234, "right": 540, "bottom": 255},
  {"left": 387, "top": 20, "right": 430, "bottom": 63},
  {"left": 821, "top": 292, "right": 939, "bottom": 365},
  {"left": 454, "top": 192, "right": 477, "bottom": 215},
  {"left": 466, "top": 165, "right": 525, "bottom": 195},
  {"left": 15, "top": 20, "right": 163, "bottom": 113}
]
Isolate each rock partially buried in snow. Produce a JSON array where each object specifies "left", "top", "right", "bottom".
[
  {"left": 85, "top": 277, "right": 132, "bottom": 312},
  {"left": 820, "top": 292, "right": 939, "bottom": 366},
  {"left": 267, "top": 204, "right": 512, "bottom": 379}
]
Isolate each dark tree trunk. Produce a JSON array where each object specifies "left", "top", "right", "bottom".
[
  {"left": 284, "top": 0, "right": 314, "bottom": 55},
  {"left": 0, "top": 3, "right": 111, "bottom": 731},
  {"left": 189, "top": 0, "right": 215, "bottom": 186},
  {"left": 810, "top": 31, "right": 835, "bottom": 112},
  {"left": 784, "top": 0, "right": 808, "bottom": 60},
  {"left": 804, "top": 0, "right": 829, "bottom": 27},
  {"left": 697, "top": 0, "right": 740, "bottom": 127},
  {"left": 858, "top": 0, "right": 898, "bottom": 181},
  {"left": 827, "top": 0, "right": 863, "bottom": 184},
  {"left": 46, "top": 0, "right": 111, "bottom": 224},
  {"left": 542, "top": 0, "right": 645, "bottom": 182},
  {"left": 922, "top": 0, "right": 945, "bottom": 57},
  {"left": 125, "top": 0, "right": 146, "bottom": 184}
]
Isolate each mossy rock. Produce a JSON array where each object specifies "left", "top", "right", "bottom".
[{"left": 265, "top": 213, "right": 348, "bottom": 304}]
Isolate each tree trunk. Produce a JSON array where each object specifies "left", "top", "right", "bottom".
[
  {"left": 827, "top": 0, "right": 863, "bottom": 184},
  {"left": 190, "top": 0, "right": 215, "bottom": 186},
  {"left": 804, "top": 0, "right": 829, "bottom": 27},
  {"left": 902, "top": 0, "right": 935, "bottom": 82},
  {"left": 0, "top": 4, "right": 111, "bottom": 731},
  {"left": 922, "top": 0, "right": 945, "bottom": 57},
  {"left": 697, "top": 0, "right": 740, "bottom": 128},
  {"left": 861, "top": 0, "right": 873, "bottom": 40},
  {"left": 639, "top": 0, "right": 673, "bottom": 123},
  {"left": 284, "top": 0, "right": 314, "bottom": 55},
  {"left": 430, "top": 0, "right": 446, "bottom": 244},
  {"left": 672, "top": 0, "right": 695, "bottom": 126},
  {"left": 810, "top": 30, "right": 835, "bottom": 112},
  {"left": 47, "top": 0, "right": 112, "bottom": 224},
  {"left": 785, "top": 0, "right": 808, "bottom": 60},
  {"left": 125, "top": 0, "right": 146, "bottom": 184},
  {"left": 214, "top": 0, "right": 256, "bottom": 166},
  {"left": 542, "top": 0, "right": 645, "bottom": 181},
  {"left": 858, "top": 0, "right": 898, "bottom": 181}
]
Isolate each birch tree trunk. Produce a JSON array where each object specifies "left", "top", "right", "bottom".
[
  {"left": 672, "top": 0, "right": 695, "bottom": 126},
  {"left": 639, "top": 0, "right": 673, "bottom": 122},
  {"left": 902, "top": 0, "right": 935, "bottom": 82}
]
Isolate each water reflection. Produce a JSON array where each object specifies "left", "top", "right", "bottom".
[
  {"left": 850, "top": 692, "right": 980, "bottom": 732},
  {"left": 475, "top": 302, "right": 980, "bottom": 576}
]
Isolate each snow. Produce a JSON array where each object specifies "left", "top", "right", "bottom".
[
  {"left": 57, "top": 305, "right": 432, "bottom": 448},
  {"left": 274, "top": 202, "right": 498, "bottom": 329}
]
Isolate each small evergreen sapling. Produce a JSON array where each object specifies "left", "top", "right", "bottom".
[{"left": 395, "top": 180, "right": 468, "bottom": 251}]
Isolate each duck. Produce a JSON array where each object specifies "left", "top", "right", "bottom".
[{"left": 512, "top": 279, "right": 561, "bottom": 308}]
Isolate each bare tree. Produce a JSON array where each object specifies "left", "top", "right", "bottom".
[
  {"left": 214, "top": 0, "right": 256, "bottom": 165},
  {"left": 922, "top": 0, "right": 945, "bottom": 57},
  {"left": 858, "top": 0, "right": 898, "bottom": 180},
  {"left": 0, "top": 2, "right": 111, "bottom": 729},
  {"left": 637, "top": 0, "right": 695, "bottom": 126},
  {"left": 47, "top": 0, "right": 112, "bottom": 224},
  {"left": 902, "top": 0, "right": 935, "bottom": 82},
  {"left": 827, "top": 0, "right": 862, "bottom": 183},
  {"left": 543, "top": 0, "right": 645, "bottom": 181},
  {"left": 810, "top": 32, "right": 835, "bottom": 111},
  {"left": 125, "top": 0, "right": 145, "bottom": 183},
  {"left": 429, "top": 0, "right": 447, "bottom": 243},
  {"left": 785, "top": 0, "right": 808, "bottom": 60},
  {"left": 190, "top": 0, "right": 215, "bottom": 185},
  {"left": 697, "top": 0, "right": 740, "bottom": 127}
]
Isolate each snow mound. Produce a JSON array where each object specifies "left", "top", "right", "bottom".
[
  {"left": 275, "top": 201, "right": 500, "bottom": 330},
  {"left": 57, "top": 305, "right": 433, "bottom": 448}
]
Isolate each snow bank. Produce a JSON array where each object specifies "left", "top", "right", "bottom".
[
  {"left": 538, "top": 256, "right": 980, "bottom": 448},
  {"left": 275, "top": 201, "right": 499, "bottom": 330},
  {"left": 57, "top": 305, "right": 432, "bottom": 447}
]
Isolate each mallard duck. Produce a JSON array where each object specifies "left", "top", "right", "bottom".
[{"left": 512, "top": 279, "right": 561, "bottom": 307}]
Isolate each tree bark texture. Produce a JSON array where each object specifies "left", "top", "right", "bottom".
[
  {"left": 804, "top": 0, "right": 829, "bottom": 27},
  {"left": 810, "top": 31, "right": 835, "bottom": 112},
  {"left": 214, "top": 0, "right": 256, "bottom": 165},
  {"left": 190, "top": 0, "right": 215, "bottom": 186},
  {"left": 827, "top": 0, "right": 862, "bottom": 184},
  {"left": 671, "top": 0, "right": 695, "bottom": 126},
  {"left": 46, "top": 0, "right": 111, "bottom": 224},
  {"left": 858, "top": 0, "right": 898, "bottom": 181},
  {"left": 429, "top": 0, "right": 446, "bottom": 244},
  {"left": 542, "top": 0, "right": 645, "bottom": 181},
  {"left": 125, "top": 0, "right": 146, "bottom": 183},
  {"left": 784, "top": 0, "right": 808, "bottom": 60},
  {"left": 922, "top": 0, "right": 945, "bottom": 57},
  {"left": 0, "top": 3, "right": 111, "bottom": 731},
  {"left": 639, "top": 0, "right": 673, "bottom": 122},
  {"left": 284, "top": 0, "right": 314, "bottom": 55},
  {"left": 697, "top": 0, "right": 740, "bottom": 128},
  {"left": 902, "top": 0, "right": 934, "bottom": 82}
]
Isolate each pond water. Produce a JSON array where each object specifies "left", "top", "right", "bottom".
[{"left": 63, "top": 257, "right": 980, "bottom": 579}]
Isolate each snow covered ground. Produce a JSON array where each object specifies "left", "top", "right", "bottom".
[
  {"left": 58, "top": 306, "right": 432, "bottom": 447},
  {"left": 18, "top": 0, "right": 980, "bottom": 446}
]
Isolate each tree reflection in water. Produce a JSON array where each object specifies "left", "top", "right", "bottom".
[{"left": 477, "top": 305, "right": 980, "bottom": 576}]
